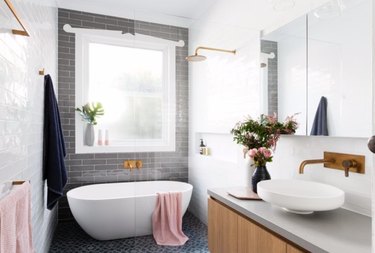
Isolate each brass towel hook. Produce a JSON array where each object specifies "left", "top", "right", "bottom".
[{"left": 39, "top": 68, "right": 45, "bottom": 76}]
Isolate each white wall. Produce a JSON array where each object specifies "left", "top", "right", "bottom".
[
  {"left": 0, "top": 1, "right": 58, "bottom": 252},
  {"left": 189, "top": 0, "right": 373, "bottom": 226}
]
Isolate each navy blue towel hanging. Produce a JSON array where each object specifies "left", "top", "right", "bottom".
[
  {"left": 43, "top": 74, "right": 67, "bottom": 210},
  {"left": 310, "top": 96, "right": 328, "bottom": 136}
]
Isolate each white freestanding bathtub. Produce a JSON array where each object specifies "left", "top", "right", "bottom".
[{"left": 67, "top": 181, "right": 193, "bottom": 240}]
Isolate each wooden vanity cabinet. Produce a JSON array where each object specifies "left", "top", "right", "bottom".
[
  {"left": 287, "top": 245, "right": 305, "bottom": 253},
  {"left": 237, "top": 214, "right": 286, "bottom": 253},
  {"left": 208, "top": 196, "right": 238, "bottom": 253},
  {"left": 208, "top": 198, "right": 307, "bottom": 253}
]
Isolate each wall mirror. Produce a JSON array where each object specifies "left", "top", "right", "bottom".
[{"left": 261, "top": 0, "right": 372, "bottom": 138}]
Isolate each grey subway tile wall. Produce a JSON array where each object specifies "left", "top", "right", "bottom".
[
  {"left": 261, "top": 40, "right": 278, "bottom": 116},
  {"left": 58, "top": 9, "right": 189, "bottom": 221}
]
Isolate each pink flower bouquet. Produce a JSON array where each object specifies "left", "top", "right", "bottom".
[
  {"left": 231, "top": 113, "right": 298, "bottom": 167},
  {"left": 248, "top": 147, "right": 273, "bottom": 167}
]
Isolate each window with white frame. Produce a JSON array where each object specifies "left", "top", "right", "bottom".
[{"left": 75, "top": 33, "right": 176, "bottom": 153}]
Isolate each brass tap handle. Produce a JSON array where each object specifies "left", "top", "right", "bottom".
[
  {"left": 342, "top": 160, "right": 357, "bottom": 177},
  {"left": 136, "top": 160, "right": 143, "bottom": 169}
]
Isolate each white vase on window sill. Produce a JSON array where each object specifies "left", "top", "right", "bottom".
[{"left": 85, "top": 124, "right": 95, "bottom": 146}]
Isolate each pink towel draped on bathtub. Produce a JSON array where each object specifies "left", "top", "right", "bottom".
[
  {"left": 0, "top": 182, "right": 35, "bottom": 253},
  {"left": 152, "top": 192, "right": 188, "bottom": 246}
]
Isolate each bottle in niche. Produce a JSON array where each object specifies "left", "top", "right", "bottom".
[
  {"left": 202, "top": 147, "right": 209, "bottom": 156},
  {"left": 199, "top": 139, "right": 206, "bottom": 155}
]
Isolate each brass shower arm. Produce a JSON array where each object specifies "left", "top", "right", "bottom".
[
  {"left": 194, "top": 46, "right": 236, "bottom": 55},
  {"left": 186, "top": 46, "right": 236, "bottom": 62}
]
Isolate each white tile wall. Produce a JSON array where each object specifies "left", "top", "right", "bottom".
[
  {"left": 189, "top": 134, "right": 255, "bottom": 222},
  {"left": 0, "top": 1, "right": 58, "bottom": 252}
]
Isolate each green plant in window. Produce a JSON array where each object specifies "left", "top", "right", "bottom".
[{"left": 75, "top": 102, "right": 104, "bottom": 125}]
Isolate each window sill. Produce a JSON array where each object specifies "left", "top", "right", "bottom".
[{"left": 75, "top": 143, "right": 176, "bottom": 154}]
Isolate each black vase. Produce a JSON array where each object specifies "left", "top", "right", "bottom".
[{"left": 252, "top": 166, "right": 271, "bottom": 193}]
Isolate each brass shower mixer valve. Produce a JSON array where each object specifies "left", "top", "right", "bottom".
[{"left": 123, "top": 160, "right": 143, "bottom": 170}]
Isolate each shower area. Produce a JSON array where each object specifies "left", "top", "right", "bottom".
[{"left": 260, "top": 41, "right": 278, "bottom": 116}]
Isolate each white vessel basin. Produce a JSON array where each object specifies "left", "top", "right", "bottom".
[{"left": 257, "top": 179, "right": 345, "bottom": 214}]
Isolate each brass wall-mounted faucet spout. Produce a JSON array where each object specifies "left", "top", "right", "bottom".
[
  {"left": 299, "top": 159, "right": 335, "bottom": 174},
  {"left": 298, "top": 152, "right": 365, "bottom": 177}
]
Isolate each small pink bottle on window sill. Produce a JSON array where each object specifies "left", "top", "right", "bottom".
[
  {"left": 98, "top": 129, "right": 103, "bottom": 145},
  {"left": 105, "top": 129, "right": 109, "bottom": 145}
]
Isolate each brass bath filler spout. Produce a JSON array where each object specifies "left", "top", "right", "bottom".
[{"left": 299, "top": 159, "right": 335, "bottom": 174}]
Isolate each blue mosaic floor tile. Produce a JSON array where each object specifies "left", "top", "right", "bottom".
[{"left": 49, "top": 212, "right": 209, "bottom": 253}]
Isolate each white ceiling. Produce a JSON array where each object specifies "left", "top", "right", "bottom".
[
  {"left": 86, "top": 0, "right": 218, "bottom": 19},
  {"left": 56, "top": 0, "right": 218, "bottom": 27},
  {"left": 53, "top": 0, "right": 330, "bottom": 30}
]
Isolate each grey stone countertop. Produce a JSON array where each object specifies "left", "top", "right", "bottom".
[{"left": 208, "top": 188, "right": 371, "bottom": 253}]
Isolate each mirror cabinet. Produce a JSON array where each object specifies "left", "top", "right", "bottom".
[{"left": 261, "top": 0, "right": 372, "bottom": 138}]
